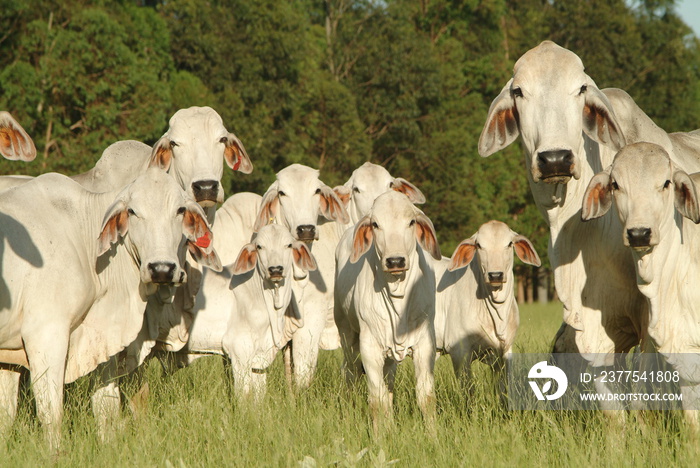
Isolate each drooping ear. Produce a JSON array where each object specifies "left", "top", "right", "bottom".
[
  {"left": 391, "top": 178, "right": 426, "bottom": 204},
  {"left": 97, "top": 200, "right": 129, "bottom": 256},
  {"left": 512, "top": 234, "right": 541, "bottom": 267},
  {"left": 223, "top": 133, "right": 253, "bottom": 174},
  {"left": 0, "top": 112, "right": 36, "bottom": 161},
  {"left": 478, "top": 79, "right": 520, "bottom": 157},
  {"left": 350, "top": 216, "right": 374, "bottom": 263},
  {"left": 582, "top": 81, "right": 626, "bottom": 151},
  {"left": 292, "top": 241, "right": 317, "bottom": 272},
  {"left": 581, "top": 167, "right": 613, "bottom": 221},
  {"left": 414, "top": 211, "right": 441, "bottom": 260},
  {"left": 319, "top": 185, "right": 350, "bottom": 224},
  {"left": 182, "top": 200, "right": 222, "bottom": 271},
  {"left": 254, "top": 183, "right": 280, "bottom": 232},
  {"left": 333, "top": 185, "right": 352, "bottom": 208},
  {"left": 233, "top": 243, "right": 258, "bottom": 275},
  {"left": 673, "top": 169, "right": 700, "bottom": 223},
  {"left": 448, "top": 237, "right": 477, "bottom": 272},
  {"left": 149, "top": 135, "right": 173, "bottom": 171}
]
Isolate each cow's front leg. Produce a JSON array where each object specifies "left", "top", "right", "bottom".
[
  {"left": 360, "top": 335, "right": 392, "bottom": 433},
  {"left": 0, "top": 365, "right": 21, "bottom": 438},
  {"left": 412, "top": 334, "right": 436, "bottom": 431},
  {"left": 91, "top": 356, "right": 122, "bottom": 443}
]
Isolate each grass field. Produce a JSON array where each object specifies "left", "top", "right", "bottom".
[{"left": 1, "top": 301, "right": 698, "bottom": 467}]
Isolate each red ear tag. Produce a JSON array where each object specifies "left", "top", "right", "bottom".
[
  {"left": 232, "top": 158, "right": 241, "bottom": 171},
  {"left": 195, "top": 231, "right": 211, "bottom": 248}
]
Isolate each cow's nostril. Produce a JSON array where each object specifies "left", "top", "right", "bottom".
[
  {"left": 385, "top": 257, "right": 406, "bottom": 270},
  {"left": 627, "top": 227, "right": 652, "bottom": 247},
  {"left": 148, "top": 262, "right": 176, "bottom": 283},
  {"left": 191, "top": 180, "right": 219, "bottom": 202},
  {"left": 488, "top": 272, "right": 504, "bottom": 283},
  {"left": 296, "top": 225, "right": 316, "bottom": 241},
  {"left": 268, "top": 265, "right": 284, "bottom": 277}
]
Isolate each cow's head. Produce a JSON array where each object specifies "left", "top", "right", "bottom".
[
  {"left": 350, "top": 191, "right": 440, "bottom": 283},
  {"left": 448, "top": 220, "right": 540, "bottom": 303},
  {"left": 98, "top": 168, "right": 222, "bottom": 294},
  {"left": 333, "top": 161, "right": 425, "bottom": 224},
  {"left": 478, "top": 41, "right": 625, "bottom": 185},
  {"left": 149, "top": 106, "right": 253, "bottom": 207},
  {"left": 254, "top": 164, "right": 349, "bottom": 241},
  {"left": 582, "top": 142, "right": 700, "bottom": 253},
  {"left": 233, "top": 224, "right": 316, "bottom": 309},
  {"left": 0, "top": 111, "right": 36, "bottom": 162}
]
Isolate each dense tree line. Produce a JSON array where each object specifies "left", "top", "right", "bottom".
[{"left": 1, "top": 0, "right": 698, "bottom": 298}]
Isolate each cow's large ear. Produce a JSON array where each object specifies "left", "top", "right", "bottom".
[
  {"left": 233, "top": 243, "right": 258, "bottom": 275},
  {"left": 149, "top": 135, "right": 173, "bottom": 171},
  {"left": 583, "top": 81, "right": 625, "bottom": 151},
  {"left": 0, "top": 112, "right": 36, "bottom": 161},
  {"left": 512, "top": 233, "right": 541, "bottom": 267},
  {"left": 350, "top": 215, "right": 374, "bottom": 263},
  {"left": 415, "top": 211, "right": 441, "bottom": 260},
  {"left": 582, "top": 167, "right": 614, "bottom": 221},
  {"left": 673, "top": 169, "right": 700, "bottom": 223},
  {"left": 223, "top": 133, "right": 253, "bottom": 174},
  {"left": 319, "top": 185, "right": 350, "bottom": 224},
  {"left": 254, "top": 183, "right": 280, "bottom": 232},
  {"left": 292, "top": 241, "right": 317, "bottom": 272},
  {"left": 391, "top": 178, "right": 425, "bottom": 204},
  {"left": 448, "top": 237, "right": 476, "bottom": 272},
  {"left": 478, "top": 79, "right": 520, "bottom": 157},
  {"left": 183, "top": 200, "right": 222, "bottom": 271},
  {"left": 98, "top": 200, "right": 129, "bottom": 256},
  {"left": 333, "top": 185, "right": 352, "bottom": 209}
]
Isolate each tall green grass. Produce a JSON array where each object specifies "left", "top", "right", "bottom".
[{"left": 1, "top": 301, "right": 698, "bottom": 466}]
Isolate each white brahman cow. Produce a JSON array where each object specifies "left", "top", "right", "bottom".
[
  {"left": 333, "top": 161, "right": 425, "bottom": 228},
  {"left": 434, "top": 220, "right": 540, "bottom": 396},
  {"left": 177, "top": 224, "right": 317, "bottom": 403},
  {"left": 0, "top": 168, "right": 220, "bottom": 448},
  {"left": 0, "top": 106, "right": 253, "bottom": 211},
  {"left": 334, "top": 191, "right": 441, "bottom": 428},
  {"left": 252, "top": 164, "right": 349, "bottom": 387},
  {"left": 0, "top": 112, "right": 36, "bottom": 162},
  {"left": 582, "top": 142, "right": 700, "bottom": 424},
  {"left": 478, "top": 40, "right": 700, "bottom": 407}
]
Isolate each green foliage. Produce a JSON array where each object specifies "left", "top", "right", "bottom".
[{"left": 0, "top": 0, "right": 699, "bottom": 268}]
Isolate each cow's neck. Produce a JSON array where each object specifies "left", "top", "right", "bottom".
[
  {"left": 635, "top": 211, "right": 689, "bottom": 350},
  {"left": 474, "top": 264, "right": 517, "bottom": 349},
  {"left": 253, "top": 267, "right": 294, "bottom": 349}
]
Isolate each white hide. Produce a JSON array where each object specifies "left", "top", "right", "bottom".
[
  {"left": 0, "top": 168, "right": 219, "bottom": 447},
  {"left": 334, "top": 191, "right": 441, "bottom": 423}
]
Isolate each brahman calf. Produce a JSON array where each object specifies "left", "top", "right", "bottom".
[
  {"left": 0, "top": 168, "right": 220, "bottom": 448},
  {"left": 434, "top": 221, "right": 540, "bottom": 394},
  {"left": 582, "top": 142, "right": 700, "bottom": 423},
  {"left": 334, "top": 191, "right": 441, "bottom": 427},
  {"left": 181, "top": 224, "right": 316, "bottom": 403}
]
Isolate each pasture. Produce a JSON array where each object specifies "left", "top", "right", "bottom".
[{"left": 1, "top": 301, "right": 696, "bottom": 466}]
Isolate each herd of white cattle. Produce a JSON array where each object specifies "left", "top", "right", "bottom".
[{"left": 1, "top": 39, "right": 700, "bottom": 447}]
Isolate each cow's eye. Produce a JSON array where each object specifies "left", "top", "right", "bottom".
[
  {"left": 219, "top": 136, "right": 228, "bottom": 144},
  {"left": 611, "top": 180, "right": 619, "bottom": 191},
  {"left": 127, "top": 208, "right": 136, "bottom": 216},
  {"left": 508, "top": 241, "right": 513, "bottom": 248},
  {"left": 579, "top": 84, "right": 588, "bottom": 95},
  {"left": 371, "top": 221, "right": 379, "bottom": 229},
  {"left": 315, "top": 188, "right": 321, "bottom": 195},
  {"left": 177, "top": 206, "right": 186, "bottom": 215},
  {"left": 278, "top": 191, "right": 286, "bottom": 197},
  {"left": 353, "top": 187, "right": 360, "bottom": 193},
  {"left": 476, "top": 242, "right": 482, "bottom": 249},
  {"left": 409, "top": 219, "right": 416, "bottom": 227},
  {"left": 256, "top": 245, "right": 262, "bottom": 250},
  {"left": 287, "top": 243, "right": 293, "bottom": 248},
  {"left": 512, "top": 87, "right": 523, "bottom": 98},
  {"left": 169, "top": 140, "right": 178, "bottom": 148},
  {"left": 663, "top": 180, "right": 671, "bottom": 189}
]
